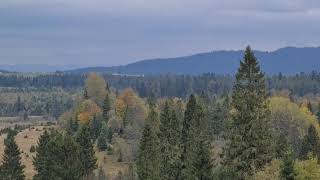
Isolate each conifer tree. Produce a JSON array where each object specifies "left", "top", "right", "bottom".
[
  {"left": 299, "top": 124, "right": 319, "bottom": 160},
  {"left": 137, "top": 105, "right": 160, "bottom": 180},
  {"left": 281, "top": 150, "right": 296, "bottom": 180},
  {"left": 97, "top": 122, "right": 109, "bottom": 151},
  {"left": 33, "top": 130, "right": 51, "bottom": 180},
  {"left": 180, "top": 95, "right": 213, "bottom": 180},
  {"left": 1, "top": 133, "right": 25, "bottom": 180},
  {"left": 46, "top": 132, "right": 83, "bottom": 180},
  {"left": 316, "top": 102, "right": 320, "bottom": 123},
  {"left": 223, "top": 46, "right": 274, "bottom": 179},
  {"left": 103, "top": 93, "right": 111, "bottom": 122},
  {"left": 75, "top": 125, "right": 97, "bottom": 177},
  {"left": 89, "top": 115, "right": 101, "bottom": 140},
  {"left": 159, "top": 101, "right": 182, "bottom": 180},
  {"left": 84, "top": 88, "right": 89, "bottom": 99}
]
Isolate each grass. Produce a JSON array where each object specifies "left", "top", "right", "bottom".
[{"left": 0, "top": 124, "right": 127, "bottom": 180}]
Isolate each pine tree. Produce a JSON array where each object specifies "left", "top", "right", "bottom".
[
  {"left": 33, "top": 130, "right": 51, "bottom": 180},
  {"left": 75, "top": 125, "right": 98, "bottom": 177},
  {"left": 84, "top": 88, "right": 89, "bottom": 99},
  {"left": 89, "top": 115, "right": 101, "bottom": 140},
  {"left": 46, "top": 132, "right": 83, "bottom": 180},
  {"left": 97, "top": 122, "right": 109, "bottom": 151},
  {"left": 137, "top": 105, "right": 160, "bottom": 180},
  {"left": 299, "top": 124, "right": 319, "bottom": 160},
  {"left": 281, "top": 150, "right": 296, "bottom": 180},
  {"left": 223, "top": 46, "right": 274, "bottom": 179},
  {"left": 159, "top": 101, "right": 182, "bottom": 180},
  {"left": 103, "top": 93, "right": 111, "bottom": 123},
  {"left": 180, "top": 95, "right": 213, "bottom": 180},
  {"left": 316, "top": 103, "right": 320, "bottom": 124},
  {"left": 1, "top": 133, "right": 25, "bottom": 180}
]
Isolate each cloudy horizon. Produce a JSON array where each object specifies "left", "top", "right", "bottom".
[{"left": 1, "top": 0, "right": 320, "bottom": 66}]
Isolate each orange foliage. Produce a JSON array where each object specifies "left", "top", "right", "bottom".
[{"left": 77, "top": 99, "right": 101, "bottom": 124}]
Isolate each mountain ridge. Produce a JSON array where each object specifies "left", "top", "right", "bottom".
[{"left": 66, "top": 47, "right": 320, "bottom": 75}]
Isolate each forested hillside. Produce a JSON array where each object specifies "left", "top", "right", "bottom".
[{"left": 1, "top": 47, "right": 320, "bottom": 179}]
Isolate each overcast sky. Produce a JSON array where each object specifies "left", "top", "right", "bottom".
[{"left": 1, "top": 0, "right": 320, "bottom": 66}]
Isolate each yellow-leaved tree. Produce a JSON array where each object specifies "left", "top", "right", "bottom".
[{"left": 85, "top": 73, "right": 107, "bottom": 106}]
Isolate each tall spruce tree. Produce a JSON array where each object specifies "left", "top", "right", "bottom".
[
  {"left": 33, "top": 130, "right": 51, "bottom": 180},
  {"left": 46, "top": 132, "right": 83, "bottom": 180},
  {"left": 280, "top": 150, "right": 296, "bottom": 180},
  {"left": 223, "top": 46, "right": 274, "bottom": 179},
  {"left": 159, "top": 101, "right": 182, "bottom": 180},
  {"left": 75, "top": 125, "right": 97, "bottom": 177},
  {"left": 102, "top": 93, "right": 111, "bottom": 123},
  {"left": 180, "top": 95, "right": 213, "bottom": 180},
  {"left": 0, "top": 133, "right": 25, "bottom": 180},
  {"left": 137, "top": 105, "right": 160, "bottom": 180},
  {"left": 299, "top": 124, "right": 319, "bottom": 160},
  {"left": 97, "top": 121, "right": 109, "bottom": 151}
]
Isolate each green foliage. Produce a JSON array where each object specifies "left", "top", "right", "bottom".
[
  {"left": 89, "top": 115, "right": 102, "bottom": 140},
  {"left": 137, "top": 105, "right": 161, "bottom": 180},
  {"left": 75, "top": 125, "right": 98, "bottom": 177},
  {"left": 180, "top": 95, "right": 214, "bottom": 180},
  {"left": 295, "top": 157, "right": 320, "bottom": 180},
  {"left": 159, "top": 101, "right": 182, "bottom": 180},
  {"left": 0, "top": 133, "right": 25, "bottom": 180},
  {"left": 281, "top": 150, "right": 296, "bottom": 180},
  {"left": 33, "top": 130, "right": 51, "bottom": 180},
  {"left": 103, "top": 93, "right": 111, "bottom": 122},
  {"left": 251, "top": 159, "right": 281, "bottom": 180},
  {"left": 223, "top": 46, "right": 274, "bottom": 179},
  {"left": 97, "top": 122, "right": 109, "bottom": 151},
  {"left": 299, "top": 124, "right": 320, "bottom": 160},
  {"left": 34, "top": 131, "right": 84, "bottom": 180}
]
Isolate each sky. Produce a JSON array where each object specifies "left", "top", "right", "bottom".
[{"left": 1, "top": 0, "right": 320, "bottom": 66}]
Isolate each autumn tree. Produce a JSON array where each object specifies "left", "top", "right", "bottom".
[
  {"left": 85, "top": 73, "right": 107, "bottom": 106},
  {"left": 223, "top": 46, "right": 274, "bottom": 179}
]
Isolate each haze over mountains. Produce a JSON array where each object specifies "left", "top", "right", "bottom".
[{"left": 1, "top": 47, "right": 320, "bottom": 74}]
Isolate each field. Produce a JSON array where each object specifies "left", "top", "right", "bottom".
[{"left": 0, "top": 118, "right": 127, "bottom": 180}]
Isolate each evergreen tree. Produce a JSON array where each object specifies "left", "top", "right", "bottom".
[
  {"left": 316, "top": 102, "right": 320, "bottom": 124},
  {"left": 299, "top": 124, "right": 319, "bottom": 160},
  {"left": 281, "top": 150, "right": 296, "bottom": 180},
  {"left": 46, "top": 132, "right": 83, "bottom": 180},
  {"left": 84, "top": 87, "right": 89, "bottom": 99},
  {"left": 102, "top": 93, "right": 111, "bottom": 123},
  {"left": 75, "top": 125, "right": 98, "bottom": 177},
  {"left": 33, "top": 130, "right": 51, "bottom": 180},
  {"left": 159, "top": 101, "right": 182, "bottom": 180},
  {"left": 180, "top": 95, "right": 213, "bottom": 180},
  {"left": 67, "top": 117, "right": 79, "bottom": 135},
  {"left": 137, "top": 105, "right": 160, "bottom": 180},
  {"left": 89, "top": 115, "right": 101, "bottom": 140},
  {"left": 1, "top": 133, "right": 25, "bottom": 180},
  {"left": 97, "top": 122, "right": 109, "bottom": 151},
  {"left": 223, "top": 46, "right": 274, "bottom": 179}
]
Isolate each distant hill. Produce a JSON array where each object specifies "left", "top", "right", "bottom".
[
  {"left": 66, "top": 47, "right": 320, "bottom": 75},
  {"left": 0, "top": 64, "right": 85, "bottom": 73}
]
